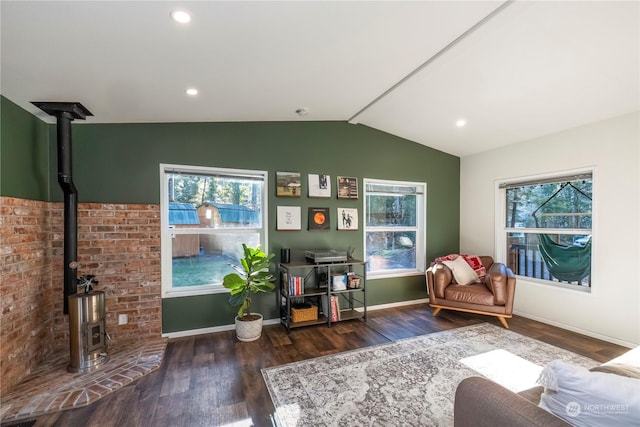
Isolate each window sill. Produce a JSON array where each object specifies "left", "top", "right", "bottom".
[
  {"left": 516, "top": 276, "right": 591, "bottom": 293},
  {"left": 368, "top": 269, "right": 425, "bottom": 280},
  {"left": 162, "top": 285, "right": 229, "bottom": 299}
]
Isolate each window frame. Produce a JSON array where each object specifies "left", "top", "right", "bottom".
[
  {"left": 363, "top": 178, "right": 427, "bottom": 279},
  {"left": 160, "top": 163, "right": 269, "bottom": 298},
  {"left": 495, "top": 168, "right": 595, "bottom": 293}
]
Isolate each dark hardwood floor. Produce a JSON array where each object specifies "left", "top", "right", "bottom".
[{"left": 26, "top": 304, "right": 628, "bottom": 427}]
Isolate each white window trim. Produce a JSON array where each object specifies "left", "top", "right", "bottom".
[
  {"left": 160, "top": 163, "right": 268, "bottom": 298},
  {"left": 494, "top": 167, "right": 596, "bottom": 293},
  {"left": 363, "top": 178, "right": 427, "bottom": 279}
]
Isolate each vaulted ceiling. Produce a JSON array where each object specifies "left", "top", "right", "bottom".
[{"left": 2, "top": 1, "right": 638, "bottom": 157}]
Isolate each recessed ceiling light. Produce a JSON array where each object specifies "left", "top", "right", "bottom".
[
  {"left": 456, "top": 119, "right": 467, "bottom": 128},
  {"left": 185, "top": 88, "right": 198, "bottom": 96},
  {"left": 171, "top": 10, "right": 191, "bottom": 24}
]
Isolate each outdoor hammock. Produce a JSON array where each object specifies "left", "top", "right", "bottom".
[
  {"left": 537, "top": 234, "right": 591, "bottom": 282},
  {"left": 532, "top": 182, "right": 592, "bottom": 283}
]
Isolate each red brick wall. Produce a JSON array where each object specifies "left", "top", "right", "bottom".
[
  {"left": 0, "top": 197, "right": 162, "bottom": 395},
  {"left": 51, "top": 202, "right": 162, "bottom": 346},
  {"left": 1, "top": 197, "right": 54, "bottom": 395}
]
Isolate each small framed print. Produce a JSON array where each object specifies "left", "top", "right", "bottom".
[
  {"left": 308, "top": 174, "right": 331, "bottom": 198},
  {"left": 277, "top": 206, "right": 301, "bottom": 230},
  {"left": 337, "top": 176, "right": 358, "bottom": 199},
  {"left": 276, "top": 171, "right": 302, "bottom": 197},
  {"left": 337, "top": 208, "right": 358, "bottom": 230},
  {"left": 308, "top": 207, "right": 330, "bottom": 231}
]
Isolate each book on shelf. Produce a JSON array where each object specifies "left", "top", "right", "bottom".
[
  {"left": 321, "top": 295, "right": 340, "bottom": 322},
  {"left": 289, "top": 275, "right": 304, "bottom": 296},
  {"left": 321, "top": 295, "right": 328, "bottom": 318}
]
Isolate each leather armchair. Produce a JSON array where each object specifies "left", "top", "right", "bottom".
[{"left": 426, "top": 256, "right": 516, "bottom": 328}]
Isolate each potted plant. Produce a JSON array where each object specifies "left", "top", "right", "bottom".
[{"left": 223, "top": 244, "right": 276, "bottom": 342}]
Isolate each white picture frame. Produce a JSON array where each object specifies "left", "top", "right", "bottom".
[
  {"left": 337, "top": 208, "right": 358, "bottom": 230},
  {"left": 277, "top": 206, "right": 302, "bottom": 230},
  {"left": 308, "top": 174, "right": 331, "bottom": 198}
]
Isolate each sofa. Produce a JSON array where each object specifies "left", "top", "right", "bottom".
[
  {"left": 454, "top": 345, "right": 640, "bottom": 426},
  {"left": 427, "top": 255, "right": 516, "bottom": 328}
]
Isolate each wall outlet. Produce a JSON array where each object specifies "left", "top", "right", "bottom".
[{"left": 118, "top": 314, "right": 128, "bottom": 325}]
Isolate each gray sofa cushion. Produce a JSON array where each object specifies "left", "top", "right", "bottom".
[
  {"left": 454, "top": 377, "right": 570, "bottom": 427},
  {"left": 538, "top": 360, "right": 640, "bottom": 427}
]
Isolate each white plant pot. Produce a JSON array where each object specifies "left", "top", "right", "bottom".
[{"left": 235, "top": 313, "right": 263, "bottom": 342}]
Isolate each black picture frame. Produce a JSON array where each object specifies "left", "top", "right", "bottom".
[{"left": 308, "top": 207, "right": 330, "bottom": 231}]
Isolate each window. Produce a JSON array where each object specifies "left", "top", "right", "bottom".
[
  {"left": 364, "top": 179, "right": 426, "bottom": 278},
  {"left": 160, "top": 164, "right": 268, "bottom": 297},
  {"left": 497, "top": 171, "right": 593, "bottom": 291}
]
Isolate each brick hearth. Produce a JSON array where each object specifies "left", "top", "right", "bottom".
[{"left": 0, "top": 338, "right": 166, "bottom": 423}]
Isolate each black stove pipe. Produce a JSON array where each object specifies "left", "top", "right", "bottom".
[
  {"left": 31, "top": 102, "right": 93, "bottom": 314},
  {"left": 56, "top": 112, "right": 79, "bottom": 314}
]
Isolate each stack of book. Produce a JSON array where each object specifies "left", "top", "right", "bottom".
[
  {"left": 288, "top": 275, "right": 304, "bottom": 296},
  {"left": 321, "top": 295, "right": 341, "bottom": 322}
]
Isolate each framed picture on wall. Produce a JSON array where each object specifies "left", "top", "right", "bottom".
[
  {"left": 337, "top": 208, "right": 358, "bottom": 230},
  {"left": 308, "top": 207, "right": 330, "bottom": 231},
  {"left": 337, "top": 176, "right": 358, "bottom": 199},
  {"left": 276, "top": 171, "right": 302, "bottom": 197},
  {"left": 277, "top": 206, "right": 301, "bottom": 230},
  {"left": 308, "top": 174, "right": 331, "bottom": 198}
]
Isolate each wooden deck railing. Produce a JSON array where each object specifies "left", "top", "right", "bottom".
[{"left": 508, "top": 244, "right": 590, "bottom": 287}]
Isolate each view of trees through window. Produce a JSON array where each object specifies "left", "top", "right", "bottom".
[
  {"left": 161, "top": 166, "right": 266, "bottom": 296},
  {"left": 168, "top": 173, "right": 262, "bottom": 221},
  {"left": 364, "top": 180, "right": 425, "bottom": 275},
  {"left": 504, "top": 174, "right": 592, "bottom": 288},
  {"left": 506, "top": 179, "right": 592, "bottom": 230}
]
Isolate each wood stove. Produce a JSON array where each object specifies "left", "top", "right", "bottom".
[
  {"left": 68, "top": 291, "right": 109, "bottom": 373},
  {"left": 31, "top": 102, "right": 109, "bottom": 373}
]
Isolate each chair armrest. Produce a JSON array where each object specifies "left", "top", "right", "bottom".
[
  {"left": 454, "top": 377, "right": 570, "bottom": 427},
  {"left": 484, "top": 262, "right": 515, "bottom": 306},
  {"left": 427, "top": 263, "right": 453, "bottom": 299}
]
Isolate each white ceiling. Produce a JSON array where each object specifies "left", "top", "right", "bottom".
[{"left": 1, "top": 1, "right": 638, "bottom": 157}]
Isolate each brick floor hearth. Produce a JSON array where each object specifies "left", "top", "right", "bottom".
[{"left": 0, "top": 339, "right": 166, "bottom": 424}]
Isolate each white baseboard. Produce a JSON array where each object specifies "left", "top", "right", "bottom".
[
  {"left": 513, "top": 310, "right": 637, "bottom": 349},
  {"left": 164, "top": 302, "right": 636, "bottom": 349},
  {"left": 356, "top": 298, "right": 430, "bottom": 312},
  {"left": 162, "top": 299, "right": 431, "bottom": 339},
  {"left": 162, "top": 318, "right": 280, "bottom": 339}
]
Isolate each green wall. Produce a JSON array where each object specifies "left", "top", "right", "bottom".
[
  {"left": 1, "top": 97, "right": 50, "bottom": 200},
  {"left": 1, "top": 97, "right": 460, "bottom": 333}
]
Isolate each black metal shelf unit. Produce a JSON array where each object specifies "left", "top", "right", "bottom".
[{"left": 278, "top": 260, "right": 367, "bottom": 332}]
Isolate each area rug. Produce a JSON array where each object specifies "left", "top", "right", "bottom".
[{"left": 262, "top": 323, "right": 598, "bottom": 427}]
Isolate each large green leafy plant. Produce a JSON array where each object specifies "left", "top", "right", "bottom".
[{"left": 223, "top": 244, "right": 275, "bottom": 320}]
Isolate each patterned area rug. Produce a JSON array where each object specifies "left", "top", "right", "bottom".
[{"left": 262, "top": 323, "right": 598, "bottom": 427}]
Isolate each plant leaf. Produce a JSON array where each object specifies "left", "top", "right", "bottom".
[
  {"left": 228, "top": 289, "right": 248, "bottom": 307},
  {"left": 252, "top": 283, "right": 276, "bottom": 293},
  {"left": 222, "top": 273, "right": 244, "bottom": 289}
]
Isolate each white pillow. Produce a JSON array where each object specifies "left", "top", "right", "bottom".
[
  {"left": 537, "top": 360, "right": 640, "bottom": 427},
  {"left": 442, "top": 257, "right": 478, "bottom": 285}
]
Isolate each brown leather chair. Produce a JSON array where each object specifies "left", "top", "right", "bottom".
[{"left": 426, "top": 256, "right": 516, "bottom": 328}]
